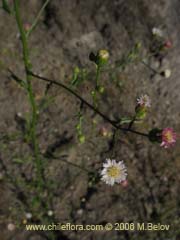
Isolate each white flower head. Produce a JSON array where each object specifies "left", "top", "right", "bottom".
[
  {"left": 137, "top": 94, "right": 151, "bottom": 108},
  {"left": 100, "top": 159, "right": 127, "bottom": 186},
  {"left": 152, "top": 27, "right": 163, "bottom": 37}
]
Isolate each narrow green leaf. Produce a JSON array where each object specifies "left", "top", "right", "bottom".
[{"left": 119, "top": 117, "right": 133, "bottom": 124}]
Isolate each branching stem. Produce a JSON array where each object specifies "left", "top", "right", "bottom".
[
  {"left": 29, "top": 71, "right": 149, "bottom": 138},
  {"left": 14, "top": 0, "right": 43, "bottom": 188}
]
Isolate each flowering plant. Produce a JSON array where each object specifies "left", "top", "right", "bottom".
[{"left": 0, "top": 1, "right": 178, "bottom": 239}]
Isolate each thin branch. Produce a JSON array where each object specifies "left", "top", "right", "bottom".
[
  {"left": 26, "top": 0, "right": 50, "bottom": 38},
  {"left": 140, "top": 60, "right": 160, "bottom": 75},
  {"left": 49, "top": 154, "right": 92, "bottom": 174},
  {"left": 128, "top": 115, "right": 136, "bottom": 130},
  {"left": 29, "top": 71, "right": 149, "bottom": 138}
]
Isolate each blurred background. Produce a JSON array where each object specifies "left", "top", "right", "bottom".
[{"left": 0, "top": 0, "right": 179, "bottom": 239}]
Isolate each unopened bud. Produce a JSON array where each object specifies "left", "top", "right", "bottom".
[
  {"left": 78, "top": 135, "right": 85, "bottom": 144},
  {"left": 24, "top": 23, "right": 31, "bottom": 32},
  {"left": 99, "top": 127, "right": 109, "bottom": 137},
  {"left": 91, "top": 90, "right": 95, "bottom": 96},
  {"left": 135, "top": 105, "right": 147, "bottom": 119},
  {"left": 97, "top": 85, "right": 104, "bottom": 93},
  {"left": 97, "top": 49, "right": 109, "bottom": 66},
  {"left": 89, "top": 50, "right": 109, "bottom": 66}
]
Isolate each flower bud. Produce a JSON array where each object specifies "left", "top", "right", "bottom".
[
  {"left": 97, "top": 85, "right": 104, "bottom": 93},
  {"left": 99, "top": 126, "right": 109, "bottom": 137},
  {"left": 97, "top": 49, "right": 109, "bottom": 66},
  {"left": 91, "top": 90, "right": 95, "bottom": 96},
  {"left": 78, "top": 135, "right": 85, "bottom": 144},
  {"left": 24, "top": 23, "right": 31, "bottom": 32},
  {"left": 135, "top": 105, "right": 147, "bottom": 120},
  {"left": 89, "top": 50, "right": 109, "bottom": 66},
  {"left": 22, "top": 219, "right": 27, "bottom": 224}
]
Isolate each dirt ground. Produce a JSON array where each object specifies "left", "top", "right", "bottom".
[{"left": 0, "top": 0, "right": 180, "bottom": 240}]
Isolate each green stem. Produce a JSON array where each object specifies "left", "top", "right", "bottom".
[
  {"left": 128, "top": 115, "right": 137, "bottom": 130},
  {"left": 95, "top": 65, "right": 101, "bottom": 88},
  {"left": 92, "top": 65, "right": 101, "bottom": 108},
  {"left": 52, "top": 155, "right": 91, "bottom": 173},
  {"left": 140, "top": 60, "right": 160, "bottom": 75},
  {"left": 14, "top": 0, "right": 43, "bottom": 188},
  {"left": 26, "top": 0, "right": 50, "bottom": 38}
]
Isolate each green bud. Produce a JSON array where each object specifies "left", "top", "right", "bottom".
[
  {"left": 78, "top": 135, "right": 85, "bottom": 144},
  {"left": 91, "top": 90, "right": 95, "bottom": 96},
  {"left": 97, "top": 85, "right": 104, "bottom": 93},
  {"left": 97, "top": 49, "right": 109, "bottom": 66},
  {"left": 76, "top": 124, "right": 80, "bottom": 130},
  {"left": 74, "top": 66, "right": 80, "bottom": 74},
  {"left": 135, "top": 105, "right": 147, "bottom": 119},
  {"left": 135, "top": 42, "right": 142, "bottom": 50},
  {"left": 89, "top": 50, "right": 109, "bottom": 66}
]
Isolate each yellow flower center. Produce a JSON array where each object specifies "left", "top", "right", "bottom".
[
  {"left": 165, "top": 131, "right": 173, "bottom": 142},
  {"left": 107, "top": 166, "right": 120, "bottom": 178}
]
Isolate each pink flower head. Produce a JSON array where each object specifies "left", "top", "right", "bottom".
[
  {"left": 137, "top": 94, "right": 151, "bottom": 108},
  {"left": 160, "top": 128, "right": 177, "bottom": 148}
]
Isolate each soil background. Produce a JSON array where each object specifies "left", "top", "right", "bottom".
[{"left": 0, "top": 0, "right": 180, "bottom": 240}]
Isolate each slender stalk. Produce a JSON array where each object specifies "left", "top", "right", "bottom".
[
  {"left": 29, "top": 71, "right": 149, "bottom": 138},
  {"left": 14, "top": 0, "right": 43, "bottom": 188},
  {"left": 128, "top": 115, "right": 136, "bottom": 130},
  {"left": 26, "top": 0, "right": 50, "bottom": 38},
  {"left": 95, "top": 65, "right": 101, "bottom": 88},
  {"left": 51, "top": 155, "right": 91, "bottom": 173},
  {"left": 92, "top": 65, "right": 101, "bottom": 108},
  {"left": 140, "top": 60, "right": 160, "bottom": 74}
]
